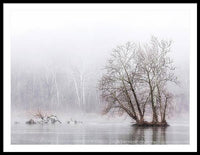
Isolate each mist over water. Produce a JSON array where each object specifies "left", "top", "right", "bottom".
[
  {"left": 12, "top": 123, "right": 189, "bottom": 144},
  {"left": 10, "top": 5, "right": 190, "bottom": 144}
]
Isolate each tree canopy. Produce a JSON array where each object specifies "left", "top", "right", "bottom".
[{"left": 99, "top": 36, "right": 178, "bottom": 126}]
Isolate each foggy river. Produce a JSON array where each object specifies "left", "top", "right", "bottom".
[
  {"left": 11, "top": 122, "right": 189, "bottom": 144},
  {"left": 7, "top": 3, "right": 193, "bottom": 149}
]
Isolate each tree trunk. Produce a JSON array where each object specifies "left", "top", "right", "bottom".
[
  {"left": 162, "top": 97, "right": 168, "bottom": 123},
  {"left": 121, "top": 62, "right": 143, "bottom": 121},
  {"left": 147, "top": 72, "right": 158, "bottom": 123}
]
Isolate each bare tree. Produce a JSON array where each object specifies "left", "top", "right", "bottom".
[
  {"left": 99, "top": 36, "right": 178, "bottom": 126},
  {"left": 99, "top": 42, "right": 147, "bottom": 123}
]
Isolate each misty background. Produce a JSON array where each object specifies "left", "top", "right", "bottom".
[{"left": 11, "top": 5, "right": 190, "bottom": 122}]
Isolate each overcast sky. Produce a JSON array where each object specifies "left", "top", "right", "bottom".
[{"left": 10, "top": 4, "right": 191, "bottom": 93}]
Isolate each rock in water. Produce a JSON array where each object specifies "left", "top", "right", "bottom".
[
  {"left": 26, "top": 119, "right": 36, "bottom": 124},
  {"left": 47, "top": 115, "right": 61, "bottom": 124},
  {"left": 14, "top": 121, "right": 20, "bottom": 124}
]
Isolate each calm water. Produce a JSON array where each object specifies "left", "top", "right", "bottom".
[{"left": 11, "top": 122, "right": 189, "bottom": 144}]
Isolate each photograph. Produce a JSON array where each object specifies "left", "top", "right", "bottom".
[{"left": 3, "top": 3, "right": 197, "bottom": 152}]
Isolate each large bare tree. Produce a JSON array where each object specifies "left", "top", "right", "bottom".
[{"left": 99, "top": 36, "right": 178, "bottom": 126}]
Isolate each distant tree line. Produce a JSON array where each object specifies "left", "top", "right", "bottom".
[{"left": 11, "top": 61, "right": 102, "bottom": 114}]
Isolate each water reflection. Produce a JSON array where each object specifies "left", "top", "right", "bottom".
[
  {"left": 11, "top": 123, "right": 188, "bottom": 144},
  {"left": 129, "top": 126, "right": 167, "bottom": 144}
]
